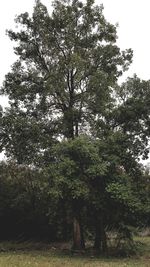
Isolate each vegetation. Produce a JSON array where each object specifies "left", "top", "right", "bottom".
[
  {"left": 0, "top": 0, "right": 150, "bottom": 257},
  {"left": 0, "top": 237, "right": 150, "bottom": 267}
]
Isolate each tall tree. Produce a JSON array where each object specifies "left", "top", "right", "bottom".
[{"left": 0, "top": 0, "right": 132, "bottom": 249}]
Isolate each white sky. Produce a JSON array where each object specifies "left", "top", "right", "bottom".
[{"left": 0, "top": 0, "right": 150, "bottom": 162}]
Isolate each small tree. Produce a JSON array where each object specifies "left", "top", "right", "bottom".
[{"left": 46, "top": 136, "right": 108, "bottom": 249}]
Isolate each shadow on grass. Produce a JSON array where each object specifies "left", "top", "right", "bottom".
[{"left": 0, "top": 237, "right": 149, "bottom": 261}]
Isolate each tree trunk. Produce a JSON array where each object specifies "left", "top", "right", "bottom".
[
  {"left": 94, "top": 217, "right": 101, "bottom": 250},
  {"left": 72, "top": 203, "right": 85, "bottom": 251},
  {"left": 101, "top": 225, "right": 107, "bottom": 254},
  {"left": 94, "top": 211, "right": 107, "bottom": 254}
]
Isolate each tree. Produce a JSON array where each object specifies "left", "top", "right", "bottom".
[
  {"left": 0, "top": 0, "right": 133, "bottom": 250},
  {"left": 90, "top": 75, "right": 150, "bottom": 251},
  {"left": 111, "top": 75, "right": 150, "bottom": 160},
  {"left": 0, "top": 161, "right": 51, "bottom": 240},
  {"left": 46, "top": 136, "right": 107, "bottom": 249},
  {"left": 89, "top": 75, "right": 150, "bottom": 252}
]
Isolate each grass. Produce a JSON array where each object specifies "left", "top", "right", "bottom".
[{"left": 0, "top": 237, "right": 149, "bottom": 267}]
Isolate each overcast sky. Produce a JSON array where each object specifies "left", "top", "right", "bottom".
[{"left": 0, "top": 0, "right": 150, "bottom": 161}]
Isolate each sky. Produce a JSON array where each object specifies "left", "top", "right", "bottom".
[{"left": 0, "top": 0, "right": 150, "bottom": 161}]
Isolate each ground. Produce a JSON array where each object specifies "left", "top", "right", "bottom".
[{"left": 0, "top": 237, "right": 149, "bottom": 267}]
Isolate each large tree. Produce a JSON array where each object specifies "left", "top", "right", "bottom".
[{"left": 0, "top": 0, "right": 133, "bottom": 249}]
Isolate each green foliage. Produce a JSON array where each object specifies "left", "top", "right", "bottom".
[
  {"left": 0, "top": 161, "right": 59, "bottom": 240},
  {"left": 46, "top": 136, "right": 107, "bottom": 201},
  {"left": 1, "top": 0, "right": 132, "bottom": 158},
  {"left": 112, "top": 75, "right": 150, "bottom": 160},
  {"left": 0, "top": 0, "right": 149, "bottom": 253}
]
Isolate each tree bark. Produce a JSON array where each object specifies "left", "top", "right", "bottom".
[
  {"left": 94, "top": 211, "right": 107, "bottom": 254},
  {"left": 94, "top": 218, "right": 101, "bottom": 250},
  {"left": 72, "top": 203, "right": 85, "bottom": 250}
]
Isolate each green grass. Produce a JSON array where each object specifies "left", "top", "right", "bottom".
[{"left": 0, "top": 237, "right": 149, "bottom": 267}]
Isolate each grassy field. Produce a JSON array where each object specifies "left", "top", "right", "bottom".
[{"left": 0, "top": 237, "right": 149, "bottom": 267}]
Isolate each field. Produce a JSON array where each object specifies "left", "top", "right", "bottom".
[{"left": 0, "top": 237, "right": 149, "bottom": 267}]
